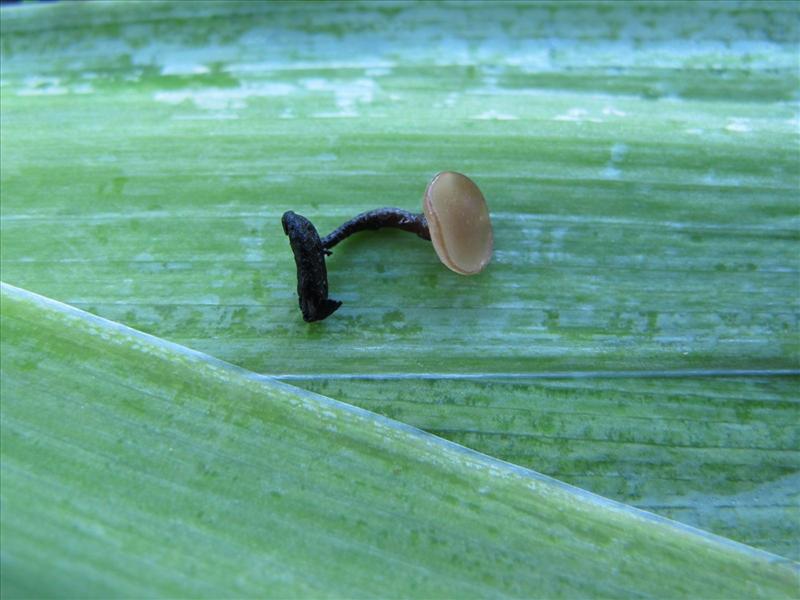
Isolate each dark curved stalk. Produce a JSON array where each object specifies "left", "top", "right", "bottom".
[
  {"left": 322, "top": 208, "right": 430, "bottom": 250},
  {"left": 281, "top": 208, "right": 432, "bottom": 322}
]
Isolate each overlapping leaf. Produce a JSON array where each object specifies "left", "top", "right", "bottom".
[{"left": 2, "top": 283, "right": 798, "bottom": 597}]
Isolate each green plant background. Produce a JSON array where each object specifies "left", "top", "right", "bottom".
[{"left": 1, "top": 1, "right": 799, "bottom": 596}]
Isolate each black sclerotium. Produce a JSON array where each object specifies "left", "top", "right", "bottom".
[
  {"left": 281, "top": 211, "right": 342, "bottom": 322},
  {"left": 281, "top": 208, "right": 431, "bottom": 322}
]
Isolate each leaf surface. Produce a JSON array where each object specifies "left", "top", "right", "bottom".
[
  {"left": 1, "top": 0, "right": 798, "bottom": 565},
  {"left": 295, "top": 375, "right": 800, "bottom": 560},
  {"left": 2, "top": 282, "right": 798, "bottom": 598},
  {"left": 2, "top": 0, "right": 797, "bottom": 373}
]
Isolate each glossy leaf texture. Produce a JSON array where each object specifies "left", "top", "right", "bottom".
[
  {"left": 2, "top": 283, "right": 798, "bottom": 598},
  {"left": 1, "top": 0, "right": 798, "bottom": 566}
]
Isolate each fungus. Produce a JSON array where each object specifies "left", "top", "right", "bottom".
[
  {"left": 424, "top": 171, "right": 493, "bottom": 275},
  {"left": 282, "top": 171, "right": 493, "bottom": 322}
]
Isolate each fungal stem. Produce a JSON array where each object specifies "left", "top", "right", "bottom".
[
  {"left": 282, "top": 211, "right": 342, "bottom": 322},
  {"left": 321, "top": 208, "right": 430, "bottom": 250},
  {"left": 282, "top": 208, "right": 432, "bottom": 322}
]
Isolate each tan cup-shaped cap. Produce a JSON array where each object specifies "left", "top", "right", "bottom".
[{"left": 423, "top": 171, "right": 493, "bottom": 275}]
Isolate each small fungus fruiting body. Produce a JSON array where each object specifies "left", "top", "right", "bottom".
[
  {"left": 282, "top": 171, "right": 492, "bottom": 322},
  {"left": 424, "top": 171, "right": 493, "bottom": 275}
]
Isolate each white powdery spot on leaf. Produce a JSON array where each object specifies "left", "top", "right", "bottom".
[
  {"left": 153, "top": 82, "right": 295, "bottom": 110},
  {"left": 602, "top": 106, "right": 627, "bottom": 117},
  {"left": 610, "top": 143, "right": 629, "bottom": 162},
  {"left": 239, "top": 234, "right": 265, "bottom": 263},
  {"left": 172, "top": 113, "right": 239, "bottom": 121},
  {"left": 702, "top": 170, "right": 719, "bottom": 185},
  {"left": 17, "top": 86, "right": 67, "bottom": 96},
  {"left": 161, "top": 63, "right": 210, "bottom": 76},
  {"left": 601, "top": 143, "right": 628, "bottom": 179},
  {"left": 17, "top": 76, "right": 68, "bottom": 96},
  {"left": 72, "top": 83, "right": 95, "bottom": 95},
  {"left": 472, "top": 110, "right": 519, "bottom": 121},
  {"left": 23, "top": 75, "right": 60, "bottom": 87},
  {"left": 554, "top": 108, "right": 602, "bottom": 123},
  {"left": 19, "top": 82, "right": 95, "bottom": 96},
  {"left": 725, "top": 118, "right": 751, "bottom": 133},
  {"left": 304, "top": 78, "right": 378, "bottom": 118}
]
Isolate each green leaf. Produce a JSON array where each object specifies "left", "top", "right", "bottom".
[
  {"left": 295, "top": 375, "right": 800, "bottom": 560},
  {"left": 1, "top": 0, "right": 798, "bottom": 571},
  {"left": 2, "top": 1, "right": 797, "bottom": 374},
  {"left": 1, "top": 282, "right": 797, "bottom": 598}
]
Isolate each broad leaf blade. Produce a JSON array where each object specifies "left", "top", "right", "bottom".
[
  {"left": 1, "top": 0, "right": 797, "bottom": 374},
  {"left": 1, "top": 0, "right": 799, "bottom": 565},
  {"left": 1, "top": 282, "right": 797, "bottom": 598},
  {"left": 296, "top": 375, "right": 800, "bottom": 560}
]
